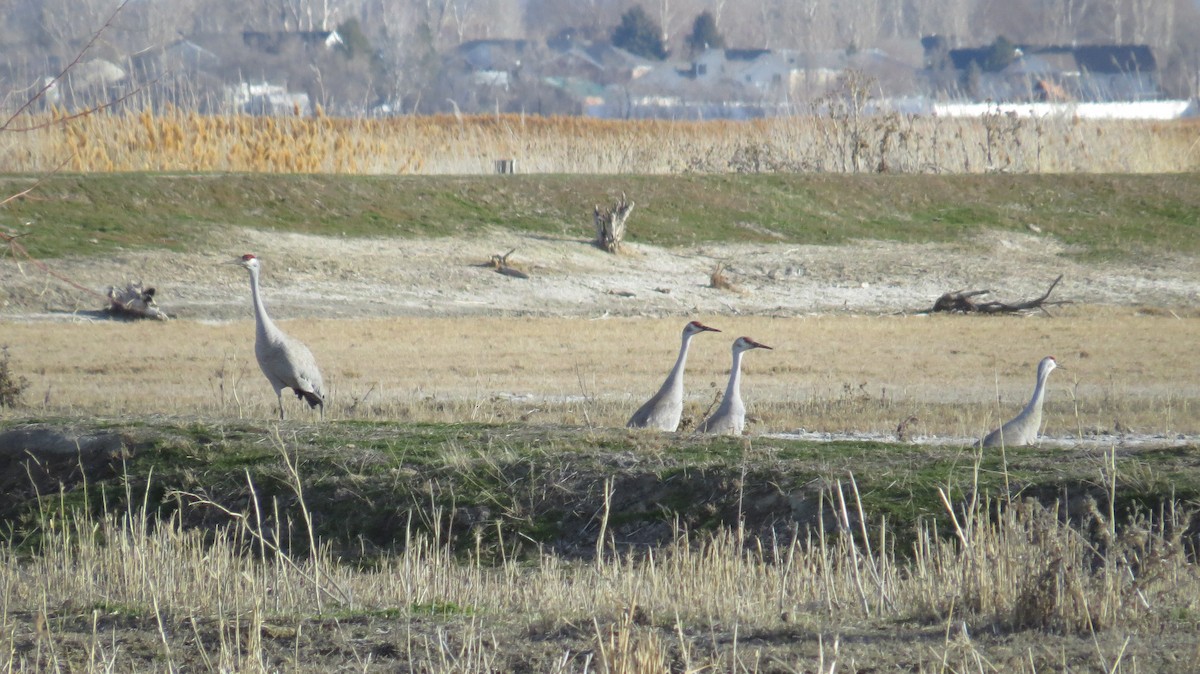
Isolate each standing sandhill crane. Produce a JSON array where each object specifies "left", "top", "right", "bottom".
[
  {"left": 627, "top": 321, "right": 721, "bottom": 431},
  {"left": 697, "top": 337, "right": 772, "bottom": 436},
  {"left": 980, "top": 356, "right": 1059, "bottom": 447},
  {"left": 232, "top": 254, "right": 325, "bottom": 420}
]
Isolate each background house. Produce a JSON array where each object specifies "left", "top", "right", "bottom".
[
  {"left": 929, "top": 42, "right": 1162, "bottom": 102},
  {"left": 450, "top": 39, "right": 531, "bottom": 89}
]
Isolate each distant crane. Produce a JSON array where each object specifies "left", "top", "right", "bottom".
[
  {"left": 980, "top": 356, "right": 1059, "bottom": 447},
  {"left": 627, "top": 321, "right": 721, "bottom": 431},
  {"left": 697, "top": 336, "right": 773, "bottom": 436},
  {"left": 232, "top": 254, "right": 325, "bottom": 420}
]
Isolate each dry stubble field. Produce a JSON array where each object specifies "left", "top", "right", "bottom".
[{"left": 2, "top": 310, "right": 1199, "bottom": 442}]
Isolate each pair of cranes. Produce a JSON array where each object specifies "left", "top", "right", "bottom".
[
  {"left": 625, "top": 321, "right": 772, "bottom": 436},
  {"left": 232, "top": 254, "right": 1059, "bottom": 447}
]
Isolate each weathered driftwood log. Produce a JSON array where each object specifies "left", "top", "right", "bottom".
[
  {"left": 593, "top": 194, "right": 635, "bottom": 253},
  {"left": 930, "top": 274, "right": 1068, "bottom": 315},
  {"left": 487, "top": 248, "right": 529, "bottom": 279},
  {"left": 106, "top": 281, "right": 168, "bottom": 320}
]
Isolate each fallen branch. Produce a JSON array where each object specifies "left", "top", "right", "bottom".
[{"left": 929, "top": 274, "right": 1069, "bottom": 315}]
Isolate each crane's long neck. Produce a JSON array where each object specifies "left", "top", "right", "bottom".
[
  {"left": 661, "top": 332, "right": 695, "bottom": 396},
  {"left": 248, "top": 268, "right": 279, "bottom": 338},
  {"left": 1020, "top": 366, "right": 1051, "bottom": 418},
  {"left": 723, "top": 348, "right": 745, "bottom": 404}
]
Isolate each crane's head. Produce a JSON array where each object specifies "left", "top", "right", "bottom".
[
  {"left": 232, "top": 254, "right": 260, "bottom": 271},
  {"left": 733, "top": 336, "right": 772, "bottom": 352},
  {"left": 1039, "top": 355, "right": 1060, "bottom": 374},
  {"left": 684, "top": 320, "right": 721, "bottom": 336}
]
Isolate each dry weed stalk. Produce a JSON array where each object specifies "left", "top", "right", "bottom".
[
  {"left": 592, "top": 604, "right": 670, "bottom": 674},
  {"left": 2, "top": 463, "right": 1196, "bottom": 670}
]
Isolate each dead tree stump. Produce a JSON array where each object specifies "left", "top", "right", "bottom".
[{"left": 593, "top": 194, "right": 635, "bottom": 253}]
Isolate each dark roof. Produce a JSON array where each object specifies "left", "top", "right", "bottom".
[
  {"left": 456, "top": 39, "right": 531, "bottom": 53},
  {"left": 948, "top": 48, "right": 990, "bottom": 70},
  {"left": 946, "top": 44, "right": 1156, "bottom": 73},
  {"left": 724, "top": 49, "right": 771, "bottom": 62},
  {"left": 1071, "top": 45, "right": 1155, "bottom": 73},
  {"left": 921, "top": 35, "right": 948, "bottom": 52}
]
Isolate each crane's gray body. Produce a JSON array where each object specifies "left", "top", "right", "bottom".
[
  {"left": 697, "top": 337, "right": 771, "bottom": 436},
  {"left": 980, "top": 356, "right": 1057, "bottom": 447},
  {"left": 627, "top": 321, "right": 719, "bottom": 431},
  {"left": 239, "top": 255, "right": 325, "bottom": 420}
]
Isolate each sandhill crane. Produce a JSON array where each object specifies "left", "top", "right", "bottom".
[
  {"left": 980, "top": 356, "right": 1059, "bottom": 447},
  {"left": 697, "top": 336, "right": 772, "bottom": 436},
  {"left": 627, "top": 321, "right": 721, "bottom": 431},
  {"left": 232, "top": 254, "right": 325, "bottom": 420}
]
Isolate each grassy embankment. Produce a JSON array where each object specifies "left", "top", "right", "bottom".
[{"left": 2, "top": 171, "right": 1199, "bottom": 261}]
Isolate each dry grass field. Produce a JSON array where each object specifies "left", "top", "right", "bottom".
[{"left": 1, "top": 311, "right": 1197, "bottom": 440}]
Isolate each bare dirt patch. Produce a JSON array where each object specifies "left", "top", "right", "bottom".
[{"left": 2, "top": 228, "right": 1198, "bottom": 321}]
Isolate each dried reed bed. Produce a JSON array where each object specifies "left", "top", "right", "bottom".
[
  {"left": 2, "top": 108, "right": 1197, "bottom": 175},
  {"left": 2, "top": 442, "right": 1195, "bottom": 671},
  {"left": 1, "top": 311, "right": 1196, "bottom": 437}
]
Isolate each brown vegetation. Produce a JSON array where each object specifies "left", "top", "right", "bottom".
[
  {"left": 708, "top": 262, "right": 739, "bottom": 292},
  {"left": 1, "top": 441, "right": 1195, "bottom": 672},
  {"left": 2, "top": 109, "right": 1198, "bottom": 175}
]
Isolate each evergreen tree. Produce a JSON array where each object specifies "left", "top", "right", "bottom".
[
  {"left": 984, "top": 36, "right": 1018, "bottom": 72},
  {"left": 336, "top": 18, "right": 375, "bottom": 61},
  {"left": 612, "top": 6, "right": 667, "bottom": 60},
  {"left": 685, "top": 11, "right": 725, "bottom": 57}
]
